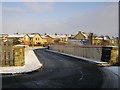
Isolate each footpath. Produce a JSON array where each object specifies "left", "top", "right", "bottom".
[{"left": 0, "top": 48, "right": 43, "bottom": 75}]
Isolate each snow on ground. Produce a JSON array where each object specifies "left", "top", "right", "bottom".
[{"left": 0, "top": 49, "right": 43, "bottom": 74}]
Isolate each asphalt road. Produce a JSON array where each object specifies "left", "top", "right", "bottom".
[{"left": 2, "top": 48, "right": 119, "bottom": 88}]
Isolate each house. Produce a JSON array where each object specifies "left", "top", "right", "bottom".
[
  {"left": 93, "top": 36, "right": 103, "bottom": 45},
  {"left": 6, "top": 34, "right": 30, "bottom": 45},
  {"left": 67, "top": 31, "right": 90, "bottom": 45},
  {"left": 0, "top": 34, "right": 8, "bottom": 40},
  {"left": 74, "top": 31, "right": 89, "bottom": 39},
  {"left": 58, "top": 34, "right": 73, "bottom": 42},
  {"left": 59, "top": 35, "right": 68, "bottom": 42},
  {"left": 109, "top": 37, "right": 119, "bottom": 46},
  {"left": 45, "top": 35, "right": 60, "bottom": 43},
  {"left": 28, "top": 33, "right": 47, "bottom": 46},
  {"left": 93, "top": 36, "right": 110, "bottom": 46}
]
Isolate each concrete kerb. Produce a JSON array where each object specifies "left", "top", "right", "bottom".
[
  {"left": 0, "top": 48, "right": 44, "bottom": 75},
  {"left": 46, "top": 49, "right": 108, "bottom": 65}
]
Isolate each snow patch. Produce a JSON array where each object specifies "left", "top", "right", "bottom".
[
  {"left": 0, "top": 49, "right": 43, "bottom": 74},
  {"left": 103, "top": 66, "right": 120, "bottom": 76}
]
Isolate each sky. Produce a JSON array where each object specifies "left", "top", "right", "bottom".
[{"left": 0, "top": 1, "right": 119, "bottom": 37}]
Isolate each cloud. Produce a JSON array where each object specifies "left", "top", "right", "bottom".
[
  {"left": 2, "top": 6, "right": 26, "bottom": 13},
  {"left": 2, "top": 2, "right": 54, "bottom": 14},
  {"left": 24, "top": 2, "right": 54, "bottom": 12},
  {"left": 2, "top": 2, "right": 118, "bottom": 37},
  {"left": 63, "top": 3, "right": 119, "bottom": 36}
]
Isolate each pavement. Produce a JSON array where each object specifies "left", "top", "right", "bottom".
[{"left": 0, "top": 48, "right": 43, "bottom": 74}]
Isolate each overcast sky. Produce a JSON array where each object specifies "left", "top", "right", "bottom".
[{"left": 1, "top": 1, "right": 119, "bottom": 37}]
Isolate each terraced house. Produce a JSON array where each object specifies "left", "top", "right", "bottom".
[
  {"left": 67, "top": 31, "right": 90, "bottom": 45},
  {"left": 6, "top": 33, "right": 30, "bottom": 45},
  {"left": 45, "top": 35, "right": 61, "bottom": 43},
  {"left": 28, "top": 33, "right": 47, "bottom": 46}
]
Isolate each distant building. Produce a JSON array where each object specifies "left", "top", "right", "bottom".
[
  {"left": 93, "top": 36, "right": 111, "bottom": 46},
  {"left": 0, "top": 34, "right": 8, "bottom": 40},
  {"left": 6, "top": 34, "right": 30, "bottom": 45},
  {"left": 109, "top": 37, "right": 119, "bottom": 46},
  {"left": 28, "top": 33, "right": 47, "bottom": 46},
  {"left": 74, "top": 31, "right": 89, "bottom": 39},
  {"left": 67, "top": 31, "right": 90, "bottom": 45},
  {"left": 45, "top": 35, "right": 60, "bottom": 43}
]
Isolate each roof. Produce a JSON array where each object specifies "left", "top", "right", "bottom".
[
  {"left": 95, "top": 37, "right": 103, "bottom": 39},
  {"left": 50, "top": 35, "right": 60, "bottom": 39},
  {"left": 75, "top": 31, "right": 89, "bottom": 38},
  {"left": 95, "top": 36, "right": 110, "bottom": 40},
  {"left": 104, "top": 36, "right": 110, "bottom": 40},
  {"left": 41, "top": 36, "right": 46, "bottom": 39},
  {"left": 81, "top": 32, "right": 89, "bottom": 38},
  {"left": 0, "top": 34, "right": 8, "bottom": 38},
  {"left": 28, "top": 34, "right": 47, "bottom": 39},
  {"left": 48, "top": 35, "right": 69, "bottom": 39},
  {"left": 28, "top": 34, "right": 36, "bottom": 38},
  {"left": 7, "top": 34, "right": 27, "bottom": 38}
]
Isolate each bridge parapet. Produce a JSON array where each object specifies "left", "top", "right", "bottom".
[{"left": 48, "top": 45, "right": 118, "bottom": 65}]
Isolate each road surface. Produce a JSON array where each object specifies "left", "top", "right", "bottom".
[{"left": 2, "top": 48, "right": 119, "bottom": 88}]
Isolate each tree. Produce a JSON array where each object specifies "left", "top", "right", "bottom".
[
  {"left": 55, "top": 33, "right": 57, "bottom": 35},
  {"left": 13, "top": 38, "right": 21, "bottom": 45}
]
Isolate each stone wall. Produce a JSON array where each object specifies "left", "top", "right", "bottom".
[
  {"left": 0, "top": 40, "right": 28, "bottom": 67},
  {"left": 49, "top": 45, "right": 102, "bottom": 61},
  {"left": 49, "top": 45, "right": 118, "bottom": 65}
]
